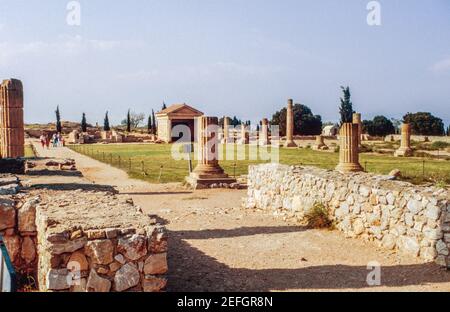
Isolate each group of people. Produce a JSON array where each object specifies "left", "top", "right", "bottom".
[{"left": 39, "top": 133, "right": 65, "bottom": 149}]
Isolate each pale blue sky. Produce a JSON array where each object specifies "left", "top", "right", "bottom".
[{"left": 0, "top": 0, "right": 449, "bottom": 126}]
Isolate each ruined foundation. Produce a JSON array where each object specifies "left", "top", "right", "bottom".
[{"left": 395, "top": 123, "right": 413, "bottom": 157}]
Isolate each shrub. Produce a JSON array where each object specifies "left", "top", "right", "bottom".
[
  {"left": 431, "top": 141, "right": 450, "bottom": 150},
  {"left": 305, "top": 202, "right": 333, "bottom": 229}
]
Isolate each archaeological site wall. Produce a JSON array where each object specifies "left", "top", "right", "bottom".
[
  {"left": 246, "top": 164, "right": 450, "bottom": 267},
  {"left": 0, "top": 178, "right": 168, "bottom": 292}
]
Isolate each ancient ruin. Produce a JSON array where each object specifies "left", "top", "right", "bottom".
[
  {"left": 186, "top": 116, "right": 236, "bottom": 189},
  {"left": 284, "top": 99, "right": 297, "bottom": 148},
  {"left": 259, "top": 118, "right": 270, "bottom": 146},
  {"left": 0, "top": 79, "right": 24, "bottom": 159},
  {"left": 222, "top": 116, "right": 230, "bottom": 144},
  {"left": 155, "top": 104, "right": 204, "bottom": 143},
  {"left": 313, "top": 135, "right": 328, "bottom": 150},
  {"left": 352, "top": 113, "right": 362, "bottom": 147},
  {"left": 238, "top": 123, "right": 248, "bottom": 145},
  {"left": 335, "top": 123, "right": 363, "bottom": 173},
  {"left": 395, "top": 123, "right": 414, "bottom": 157}
]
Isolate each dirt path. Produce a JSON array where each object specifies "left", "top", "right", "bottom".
[{"left": 30, "top": 140, "right": 450, "bottom": 292}]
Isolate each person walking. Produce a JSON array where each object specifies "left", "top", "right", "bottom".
[
  {"left": 45, "top": 134, "right": 50, "bottom": 149},
  {"left": 39, "top": 134, "right": 46, "bottom": 148}
]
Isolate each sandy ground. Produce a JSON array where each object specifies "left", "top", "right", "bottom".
[{"left": 27, "top": 140, "right": 450, "bottom": 292}]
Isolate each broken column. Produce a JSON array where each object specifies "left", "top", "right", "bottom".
[
  {"left": 284, "top": 99, "right": 297, "bottom": 148},
  {"left": 222, "top": 116, "right": 230, "bottom": 144},
  {"left": 336, "top": 123, "right": 363, "bottom": 173},
  {"left": 186, "top": 116, "right": 236, "bottom": 189},
  {"left": 0, "top": 79, "right": 24, "bottom": 158},
  {"left": 259, "top": 118, "right": 270, "bottom": 146},
  {"left": 395, "top": 123, "right": 413, "bottom": 157},
  {"left": 352, "top": 113, "right": 362, "bottom": 147},
  {"left": 313, "top": 135, "right": 328, "bottom": 150},
  {"left": 238, "top": 123, "right": 248, "bottom": 145}
]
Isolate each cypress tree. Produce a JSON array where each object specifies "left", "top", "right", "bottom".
[
  {"left": 126, "top": 109, "right": 131, "bottom": 132},
  {"left": 55, "top": 106, "right": 62, "bottom": 133},
  {"left": 104, "top": 111, "right": 111, "bottom": 131},
  {"left": 81, "top": 113, "right": 87, "bottom": 132},
  {"left": 152, "top": 109, "right": 157, "bottom": 134},
  {"left": 339, "top": 86, "right": 354, "bottom": 125}
]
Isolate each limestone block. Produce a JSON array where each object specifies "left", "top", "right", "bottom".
[
  {"left": 0, "top": 198, "right": 16, "bottom": 231},
  {"left": 144, "top": 253, "right": 168, "bottom": 275},
  {"left": 86, "top": 269, "right": 111, "bottom": 292},
  {"left": 18, "top": 197, "right": 39, "bottom": 233},
  {"left": 117, "top": 234, "right": 147, "bottom": 261},
  {"left": 114, "top": 263, "right": 141, "bottom": 292},
  {"left": 46, "top": 269, "right": 70, "bottom": 291},
  {"left": 21, "top": 236, "right": 36, "bottom": 264},
  {"left": 143, "top": 276, "right": 167, "bottom": 292},
  {"left": 85, "top": 239, "right": 114, "bottom": 265}
]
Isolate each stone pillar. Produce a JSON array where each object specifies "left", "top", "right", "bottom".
[
  {"left": 222, "top": 116, "right": 229, "bottom": 144},
  {"left": 395, "top": 123, "right": 413, "bottom": 157},
  {"left": 0, "top": 79, "right": 24, "bottom": 158},
  {"left": 186, "top": 116, "right": 236, "bottom": 188},
  {"left": 313, "top": 135, "right": 328, "bottom": 151},
  {"left": 336, "top": 123, "right": 363, "bottom": 173},
  {"left": 352, "top": 113, "right": 362, "bottom": 147},
  {"left": 284, "top": 99, "right": 297, "bottom": 148},
  {"left": 238, "top": 123, "right": 248, "bottom": 145},
  {"left": 260, "top": 118, "right": 270, "bottom": 146}
]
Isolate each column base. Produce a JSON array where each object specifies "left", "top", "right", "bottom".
[
  {"left": 335, "top": 162, "right": 364, "bottom": 173},
  {"left": 394, "top": 148, "right": 413, "bottom": 157},
  {"left": 186, "top": 164, "right": 237, "bottom": 189},
  {"left": 284, "top": 140, "right": 298, "bottom": 148}
]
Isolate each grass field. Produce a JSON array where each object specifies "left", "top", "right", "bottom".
[
  {"left": 24, "top": 144, "right": 36, "bottom": 158},
  {"left": 68, "top": 143, "right": 450, "bottom": 185}
]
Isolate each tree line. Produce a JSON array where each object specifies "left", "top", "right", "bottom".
[{"left": 54, "top": 95, "right": 449, "bottom": 137}]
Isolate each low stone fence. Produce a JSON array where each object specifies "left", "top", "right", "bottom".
[
  {"left": 1, "top": 178, "right": 168, "bottom": 292},
  {"left": 0, "top": 176, "right": 38, "bottom": 277},
  {"left": 245, "top": 164, "right": 450, "bottom": 267}
]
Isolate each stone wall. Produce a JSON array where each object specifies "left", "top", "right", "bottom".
[
  {"left": 0, "top": 176, "right": 38, "bottom": 278},
  {"left": 1, "top": 178, "right": 168, "bottom": 292},
  {"left": 245, "top": 164, "right": 450, "bottom": 267}
]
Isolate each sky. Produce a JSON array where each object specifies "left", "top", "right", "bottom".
[{"left": 0, "top": 0, "right": 449, "bottom": 126}]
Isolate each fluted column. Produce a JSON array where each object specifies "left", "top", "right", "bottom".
[
  {"left": 284, "top": 99, "right": 297, "bottom": 148},
  {"left": 238, "top": 123, "right": 248, "bottom": 145},
  {"left": 222, "top": 116, "right": 229, "bottom": 144},
  {"left": 0, "top": 79, "right": 24, "bottom": 158},
  {"left": 187, "top": 116, "right": 236, "bottom": 188},
  {"left": 352, "top": 113, "right": 362, "bottom": 147},
  {"left": 395, "top": 123, "right": 413, "bottom": 157},
  {"left": 336, "top": 123, "right": 363, "bottom": 173}
]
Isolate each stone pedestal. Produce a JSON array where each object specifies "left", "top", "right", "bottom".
[
  {"left": 0, "top": 79, "right": 24, "bottom": 158},
  {"left": 284, "top": 99, "right": 297, "bottom": 148},
  {"left": 352, "top": 113, "right": 362, "bottom": 147},
  {"left": 259, "top": 118, "right": 270, "bottom": 146},
  {"left": 395, "top": 123, "right": 413, "bottom": 157},
  {"left": 313, "top": 135, "right": 328, "bottom": 150},
  {"left": 336, "top": 123, "right": 363, "bottom": 173},
  {"left": 186, "top": 117, "right": 236, "bottom": 189}
]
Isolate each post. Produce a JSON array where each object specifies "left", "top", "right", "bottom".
[
  {"left": 336, "top": 123, "right": 363, "bottom": 173},
  {"left": 284, "top": 99, "right": 297, "bottom": 148},
  {"left": 222, "top": 116, "right": 229, "bottom": 144}
]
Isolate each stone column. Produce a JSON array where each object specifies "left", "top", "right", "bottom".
[
  {"left": 313, "top": 135, "right": 328, "bottom": 150},
  {"left": 395, "top": 123, "right": 413, "bottom": 157},
  {"left": 186, "top": 116, "right": 236, "bottom": 188},
  {"left": 336, "top": 123, "right": 363, "bottom": 173},
  {"left": 0, "top": 79, "right": 24, "bottom": 158},
  {"left": 222, "top": 116, "right": 229, "bottom": 144},
  {"left": 238, "top": 123, "right": 248, "bottom": 145},
  {"left": 352, "top": 113, "right": 362, "bottom": 147},
  {"left": 260, "top": 118, "right": 270, "bottom": 146},
  {"left": 284, "top": 99, "right": 297, "bottom": 148}
]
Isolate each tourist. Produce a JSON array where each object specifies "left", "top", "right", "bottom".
[
  {"left": 52, "top": 133, "right": 58, "bottom": 148},
  {"left": 39, "top": 134, "right": 46, "bottom": 148},
  {"left": 45, "top": 134, "right": 50, "bottom": 149}
]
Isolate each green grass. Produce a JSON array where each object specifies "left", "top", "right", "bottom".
[{"left": 68, "top": 143, "right": 450, "bottom": 185}]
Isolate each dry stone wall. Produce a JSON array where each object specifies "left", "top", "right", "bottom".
[
  {"left": 246, "top": 164, "right": 450, "bottom": 267},
  {"left": 1, "top": 177, "right": 168, "bottom": 292}
]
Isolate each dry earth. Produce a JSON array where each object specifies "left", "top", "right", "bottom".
[{"left": 26, "top": 140, "right": 450, "bottom": 292}]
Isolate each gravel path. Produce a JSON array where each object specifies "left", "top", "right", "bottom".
[{"left": 31, "top": 141, "right": 450, "bottom": 292}]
